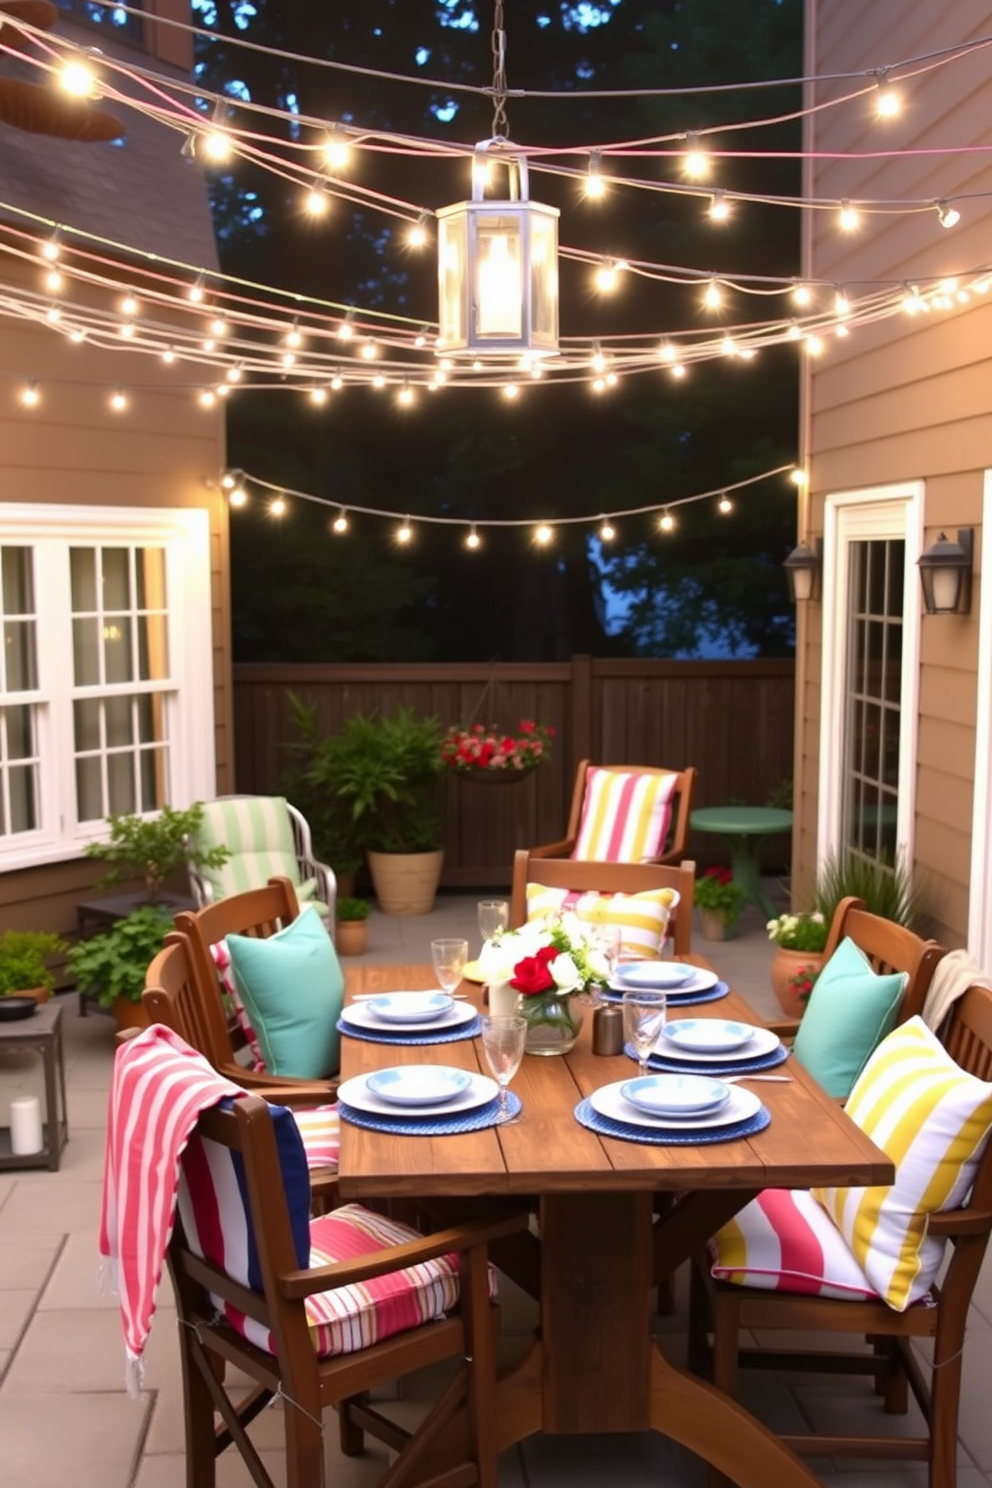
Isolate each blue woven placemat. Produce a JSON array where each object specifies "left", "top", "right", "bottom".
[
  {"left": 602, "top": 980, "right": 729, "bottom": 1007},
  {"left": 638, "top": 1043, "right": 789, "bottom": 1076},
  {"left": 339, "top": 1091, "right": 521, "bottom": 1135},
  {"left": 574, "top": 1097, "right": 770, "bottom": 1146},
  {"left": 337, "top": 1014, "right": 482, "bottom": 1046}
]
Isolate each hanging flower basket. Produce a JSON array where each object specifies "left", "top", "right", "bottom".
[{"left": 440, "top": 721, "right": 554, "bottom": 785}]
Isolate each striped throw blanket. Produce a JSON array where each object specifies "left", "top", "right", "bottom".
[{"left": 99, "top": 1024, "right": 242, "bottom": 1396}]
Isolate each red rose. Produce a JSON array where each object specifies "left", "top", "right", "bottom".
[{"left": 511, "top": 945, "right": 557, "bottom": 995}]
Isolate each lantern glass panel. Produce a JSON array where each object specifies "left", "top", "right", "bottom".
[
  {"left": 529, "top": 212, "right": 558, "bottom": 346},
  {"left": 437, "top": 211, "right": 467, "bottom": 348},
  {"left": 475, "top": 215, "right": 523, "bottom": 338}
]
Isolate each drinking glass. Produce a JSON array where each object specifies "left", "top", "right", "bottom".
[
  {"left": 621, "top": 989, "right": 667, "bottom": 1076},
  {"left": 481, "top": 1014, "right": 527, "bottom": 1122},
  {"left": 477, "top": 899, "right": 509, "bottom": 943},
  {"left": 431, "top": 938, "right": 469, "bottom": 995}
]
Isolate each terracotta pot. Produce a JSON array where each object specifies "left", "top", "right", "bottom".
[
  {"left": 4, "top": 986, "right": 50, "bottom": 1005},
  {"left": 112, "top": 997, "right": 151, "bottom": 1035},
  {"left": 770, "top": 947, "right": 825, "bottom": 1019},
  {"left": 367, "top": 849, "right": 444, "bottom": 916},
  {"left": 335, "top": 919, "right": 369, "bottom": 957},
  {"left": 698, "top": 909, "right": 736, "bottom": 943}
]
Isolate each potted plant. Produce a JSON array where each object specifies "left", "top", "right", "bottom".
[
  {"left": 694, "top": 868, "right": 745, "bottom": 941},
  {"left": 0, "top": 930, "right": 69, "bottom": 1004},
  {"left": 65, "top": 904, "right": 174, "bottom": 1034},
  {"left": 283, "top": 694, "right": 366, "bottom": 895},
  {"left": 303, "top": 706, "right": 445, "bottom": 915},
  {"left": 813, "top": 848, "right": 922, "bottom": 928},
  {"left": 84, "top": 802, "right": 230, "bottom": 905},
  {"left": 335, "top": 895, "right": 370, "bottom": 956},
  {"left": 766, "top": 910, "right": 829, "bottom": 1017}
]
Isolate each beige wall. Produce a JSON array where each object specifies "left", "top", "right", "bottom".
[{"left": 796, "top": 0, "right": 992, "bottom": 943}]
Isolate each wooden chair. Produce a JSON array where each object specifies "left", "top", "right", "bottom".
[
  {"left": 527, "top": 760, "right": 696, "bottom": 866},
  {"left": 688, "top": 981, "right": 992, "bottom": 1488},
  {"left": 165, "top": 1085, "right": 526, "bottom": 1488},
  {"left": 509, "top": 850, "right": 696, "bottom": 957}
]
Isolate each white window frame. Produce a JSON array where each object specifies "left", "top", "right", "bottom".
[
  {"left": 968, "top": 473, "right": 992, "bottom": 961},
  {"left": 817, "top": 481, "right": 924, "bottom": 872},
  {"left": 0, "top": 504, "right": 215, "bottom": 870}
]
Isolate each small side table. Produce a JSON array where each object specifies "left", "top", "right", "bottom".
[
  {"left": 0, "top": 1001, "right": 68, "bottom": 1172},
  {"left": 689, "top": 805, "right": 794, "bottom": 918},
  {"left": 75, "top": 890, "right": 195, "bottom": 1015}
]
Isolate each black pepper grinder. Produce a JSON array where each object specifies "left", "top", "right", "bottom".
[{"left": 592, "top": 1001, "right": 624, "bottom": 1056}]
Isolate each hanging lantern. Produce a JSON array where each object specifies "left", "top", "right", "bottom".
[{"left": 436, "top": 144, "right": 559, "bottom": 359}]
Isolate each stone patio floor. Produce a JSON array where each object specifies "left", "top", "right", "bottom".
[{"left": 1, "top": 886, "right": 991, "bottom": 1487}]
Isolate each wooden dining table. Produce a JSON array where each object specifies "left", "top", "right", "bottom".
[{"left": 336, "top": 960, "right": 893, "bottom": 1488}]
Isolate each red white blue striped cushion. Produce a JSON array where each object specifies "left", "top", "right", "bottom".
[
  {"left": 209, "top": 938, "right": 266, "bottom": 1071},
  {"left": 708, "top": 1188, "right": 878, "bottom": 1301},
  {"left": 572, "top": 768, "right": 677, "bottom": 862},
  {"left": 178, "top": 1107, "right": 484, "bottom": 1357}
]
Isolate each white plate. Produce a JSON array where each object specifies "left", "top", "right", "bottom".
[
  {"left": 341, "top": 999, "right": 478, "bottom": 1035},
  {"left": 662, "top": 1019, "right": 756, "bottom": 1054},
  {"left": 366, "top": 992, "right": 454, "bottom": 1023},
  {"left": 366, "top": 1066, "right": 472, "bottom": 1107},
  {"left": 609, "top": 967, "right": 719, "bottom": 998},
  {"left": 650, "top": 1025, "right": 782, "bottom": 1064},
  {"left": 338, "top": 1070, "right": 499, "bottom": 1119},
  {"left": 613, "top": 961, "right": 696, "bottom": 990},
  {"left": 591, "top": 1081, "right": 761, "bottom": 1131},
  {"left": 620, "top": 1073, "right": 730, "bottom": 1117}
]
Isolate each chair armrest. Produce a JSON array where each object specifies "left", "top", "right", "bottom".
[
  {"left": 219, "top": 1064, "right": 338, "bottom": 1103},
  {"left": 927, "top": 1207, "right": 992, "bottom": 1237},
  {"left": 763, "top": 1017, "right": 800, "bottom": 1041},
  {"left": 527, "top": 838, "right": 577, "bottom": 861},
  {"left": 280, "top": 1210, "right": 530, "bottom": 1299}
]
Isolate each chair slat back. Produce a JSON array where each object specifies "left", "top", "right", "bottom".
[
  {"left": 565, "top": 760, "right": 696, "bottom": 865},
  {"left": 510, "top": 852, "right": 696, "bottom": 957},
  {"left": 822, "top": 895, "right": 945, "bottom": 1021},
  {"left": 143, "top": 934, "right": 234, "bottom": 1068}
]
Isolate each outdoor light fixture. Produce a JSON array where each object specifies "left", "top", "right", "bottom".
[
  {"left": 783, "top": 538, "right": 822, "bottom": 603},
  {"left": 917, "top": 528, "right": 973, "bottom": 614},
  {"left": 436, "top": 143, "right": 559, "bottom": 358}
]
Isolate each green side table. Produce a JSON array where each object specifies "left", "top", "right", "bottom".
[{"left": 689, "top": 806, "right": 793, "bottom": 918}]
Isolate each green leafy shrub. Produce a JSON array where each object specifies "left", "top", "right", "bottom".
[
  {"left": 336, "top": 896, "right": 370, "bottom": 922},
  {"left": 0, "top": 930, "right": 68, "bottom": 996},
  {"left": 84, "top": 803, "right": 230, "bottom": 904},
  {"left": 65, "top": 905, "right": 173, "bottom": 1006}
]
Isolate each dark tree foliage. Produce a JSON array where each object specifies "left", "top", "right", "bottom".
[{"left": 195, "top": 0, "right": 804, "bottom": 661}]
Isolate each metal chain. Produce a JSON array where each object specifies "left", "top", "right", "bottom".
[{"left": 490, "top": 0, "right": 508, "bottom": 138}]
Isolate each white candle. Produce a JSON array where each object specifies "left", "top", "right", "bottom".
[
  {"left": 488, "top": 981, "right": 520, "bottom": 1018},
  {"left": 10, "top": 1096, "right": 43, "bottom": 1155}
]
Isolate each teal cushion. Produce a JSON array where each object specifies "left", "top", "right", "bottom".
[
  {"left": 792, "top": 935, "right": 907, "bottom": 1099},
  {"left": 226, "top": 908, "right": 344, "bottom": 1079}
]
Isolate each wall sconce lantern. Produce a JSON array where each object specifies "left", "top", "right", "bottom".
[
  {"left": 436, "top": 145, "right": 560, "bottom": 359},
  {"left": 918, "top": 528, "right": 973, "bottom": 614},
  {"left": 783, "top": 538, "right": 822, "bottom": 602}
]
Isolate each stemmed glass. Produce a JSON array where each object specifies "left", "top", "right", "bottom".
[
  {"left": 480, "top": 1014, "right": 527, "bottom": 1122},
  {"left": 431, "top": 938, "right": 469, "bottom": 995},
  {"left": 477, "top": 900, "right": 509, "bottom": 944},
  {"left": 621, "top": 989, "right": 667, "bottom": 1077}
]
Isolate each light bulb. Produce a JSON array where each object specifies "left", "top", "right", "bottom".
[
  {"left": 161, "top": 346, "right": 176, "bottom": 364},
  {"left": 838, "top": 202, "right": 860, "bottom": 232},
  {"left": 19, "top": 381, "right": 40, "bottom": 409},
  {"left": 466, "top": 525, "right": 481, "bottom": 550},
  {"left": 305, "top": 182, "right": 329, "bottom": 217},
  {"left": 535, "top": 524, "right": 553, "bottom": 545},
  {"left": 220, "top": 470, "right": 237, "bottom": 489},
  {"left": 937, "top": 201, "right": 960, "bottom": 229},
  {"left": 594, "top": 260, "right": 620, "bottom": 293},
  {"left": 188, "top": 274, "right": 206, "bottom": 303},
  {"left": 396, "top": 519, "right": 412, "bottom": 544},
  {"left": 285, "top": 320, "right": 303, "bottom": 349},
  {"left": 330, "top": 373, "right": 344, "bottom": 391},
  {"left": 720, "top": 334, "right": 737, "bottom": 356},
  {"left": 324, "top": 127, "right": 351, "bottom": 172},
  {"left": 202, "top": 338, "right": 216, "bottom": 353},
  {"left": 217, "top": 382, "right": 231, "bottom": 398},
  {"left": 414, "top": 326, "right": 429, "bottom": 349},
  {"left": 502, "top": 384, "right": 520, "bottom": 401},
  {"left": 360, "top": 339, "right": 378, "bottom": 360},
  {"left": 804, "top": 334, "right": 824, "bottom": 356},
  {"left": 119, "top": 321, "right": 136, "bottom": 340},
  {"left": 308, "top": 385, "right": 328, "bottom": 405},
  {"left": 270, "top": 496, "right": 286, "bottom": 517},
  {"left": 702, "top": 279, "right": 722, "bottom": 310},
  {"left": 599, "top": 519, "right": 615, "bottom": 542},
  {"left": 717, "top": 494, "right": 733, "bottom": 514},
  {"left": 792, "top": 283, "right": 813, "bottom": 307},
  {"left": 332, "top": 510, "right": 349, "bottom": 533},
  {"left": 46, "top": 304, "right": 62, "bottom": 324},
  {"left": 407, "top": 212, "right": 430, "bottom": 248},
  {"left": 45, "top": 269, "right": 63, "bottom": 293},
  {"left": 834, "top": 288, "right": 850, "bottom": 315},
  {"left": 110, "top": 388, "right": 128, "bottom": 412},
  {"left": 584, "top": 151, "right": 606, "bottom": 199},
  {"left": 337, "top": 314, "right": 355, "bottom": 340},
  {"left": 658, "top": 341, "right": 677, "bottom": 363},
  {"left": 59, "top": 59, "right": 97, "bottom": 99},
  {"left": 281, "top": 351, "right": 296, "bottom": 369},
  {"left": 683, "top": 133, "right": 710, "bottom": 180},
  {"left": 68, "top": 327, "right": 86, "bottom": 344},
  {"left": 659, "top": 510, "right": 676, "bottom": 533},
  {"left": 120, "top": 294, "right": 139, "bottom": 316},
  {"left": 226, "top": 364, "right": 243, "bottom": 383},
  {"left": 202, "top": 128, "right": 233, "bottom": 165},
  {"left": 198, "top": 388, "right": 217, "bottom": 408},
  {"left": 371, "top": 374, "right": 386, "bottom": 389},
  {"left": 229, "top": 480, "right": 247, "bottom": 507},
  {"left": 670, "top": 363, "right": 687, "bottom": 380},
  {"left": 41, "top": 231, "right": 61, "bottom": 263},
  {"left": 592, "top": 377, "right": 606, "bottom": 394},
  {"left": 210, "top": 316, "right": 228, "bottom": 338},
  {"left": 591, "top": 345, "right": 607, "bottom": 374},
  {"left": 875, "top": 75, "right": 901, "bottom": 118},
  {"left": 709, "top": 191, "right": 730, "bottom": 222},
  {"left": 397, "top": 382, "right": 415, "bottom": 407},
  {"left": 791, "top": 468, "right": 808, "bottom": 486}
]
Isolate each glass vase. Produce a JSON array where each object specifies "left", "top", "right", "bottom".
[{"left": 520, "top": 991, "right": 584, "bottom": 1056}]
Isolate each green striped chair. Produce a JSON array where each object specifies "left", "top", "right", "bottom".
[{"left": 188, "top": 796, "right": 335, "bottom": 924}]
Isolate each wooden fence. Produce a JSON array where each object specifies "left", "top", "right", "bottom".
[{"left": 233, "top": 657, "right": 795, "bottom": 890}]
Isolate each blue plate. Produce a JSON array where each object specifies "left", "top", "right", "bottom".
[
  {"left": 662, "top": 1019, "right": 755, "bottom": 1054},
  {"left": 620, "top": 1073, "right": 730, "bottom": 1117},
  {"left": 366, "top": 992, "right": 454, "bottom": 1024},
  {"left": 613, "top": 961, "right": 696, "bottom": 990},
  {"left": 365, "top": 1065, "right": 473, "bottom": 1107}
]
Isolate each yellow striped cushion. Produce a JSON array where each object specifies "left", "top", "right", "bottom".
[
  {"left": 813, "top": 1016, "right": 992, "bottom": 1311},
  {"left": 572, "top": 768, "right": 677, "bottom": 862},
  {"left": 526, "top": 882, "right": 678, "bottom": 959}
]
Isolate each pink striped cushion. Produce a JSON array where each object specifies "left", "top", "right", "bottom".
[
  {"left": 292, "top": 1103, "right": 340, "bottom": 1172},
  {"left": 209, "top": 939, "right": 266, "bottom": 1072},
  {"left": 708, "top": 1188, "right": 878, "bottom": 1301},
  {"left": 572, "top": 768, "right": 678, "bottom": 862}
]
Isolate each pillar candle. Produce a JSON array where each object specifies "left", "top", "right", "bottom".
[
  {"left": 488, "top": 981, "right": 520, "bottom": 1018},
  {"left": 10, "top": 1095, "right": 43, "bottom": 1155}
]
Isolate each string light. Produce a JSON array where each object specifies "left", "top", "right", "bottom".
[
  {"left": 198, "top": 388, "right": 217, "bottom": 407},
  {"left": 332, "top": 508, "right": 349, "bottom": 532},
  {"left": 708, "top": 191, "right": 730, "bottom": 222},
  {"left": 594, "top": 259, "right": 622, "bottom": 293},
  {"left": 502, "top": 384, "right": 520, "bottom": 401},
  {"left": 874, "top": 71, "right": 901, "bottom": 118},
  {"left": 201, "top": 102, "right": 234, "bottom": 165},
  {"left": 670, "top": 362, "right": 687, "bottom": 380},
  {"left": 717, "top": 493, "right": 733, "bottom": 514},
  {"left": 584, "top": 151, "right": 606, "bottom": 200},
  {"left": 535, "top": 524, "right": 553, "bottom": 545},
  {"left": 304, "top": 179, "right": 330, "bottom": 217},
  {"left": 407, "top": 211, "right": 430, "bottom": 248},
  {"left": 792, "top": 283, "right": 813, "bottom": 307},
  {"left": 323, "top": 126, "right": 352, "bottom": 172},
  {"left": 599, "top": 518, "right": 616, "bottom": 542},
  {"left": 804, "top": 334, "right": 824, "bottom": 356},
  {"left": 591, "top": 343, "right": 607, "bottom": 374},
  {"left": 414, "top": 326, "right": 429, "bottom": 348},
  {"left": 682, "top": 132, "right": 710, "bottom": 181},
  {"left": 109, "top": 387, "right": 128, "bottom": 412},
  {"left": 226, "top": 362, "right": 244, "bottom": 383},
  {"left": 19, "top": 381, "right": 40, "bottom": 409},
  {"left": 465, "top": 524, "right": 481, "bottom": 549},
  {"left": 659, "top": 509, "right": 676, "bottom": 533},
  {"left": 210, "top": 316, "right": 228, "bottom": 338},
  {"left": 120, "top": 294, "right": 139, "bottom": 316},
  {"left": 119, "top": 320, "right": 136, "bottom": 340},
  {"left": 359, "top": 339, "right": 378, "bottom": 360},
  {"left": 702, "top": 279, "right": 723, "bottom": 311},
  {"left": 330, "top": 372, "right": 344, "bottom": 391},
  {"left": 44, "top": 269, "right": 63, "bottom": 293},
  {"left": 396, "top": 517, "right": 413, "bottom": 543},
  {"left": 396, "top": 381, "right": 415, "bottom": 407},
  {"left": 791, "top": 468, "right": 808, "bottom": 486},
  {"left": 68, "top": 327, "right": 86, "bottom": 344},
  {"left": 188, "top": 273, "right": 206, "bottom": 304},
  {"left": 40, "top": 230, "right": 61, "bottom": 263},
  {"left": 936, "top": 200, "right": 961, "bottom": 229},
  {"left": 308, "top": 384, "right": 327, "bottom": 404},
  {"left": 269, "top": 495, "right": 286, "bottom": 517},
  {"left": 228, "top": 475, "right": 247, "bottom": 506},
  {"left": 371, "top": 373, "right": 386, "bottom": 389},
  {"left": 58, "top": 58, "right": 98, "bottom": 99},
  {"left": 834, "top": 288, "right": 850, "bottom": 315},
  {"left": 838, "top": 201, "right": 860, "bottom": 232},
  {"left": 284, "top": 318, "right": 303, "bottom": 349},
  {"left": 46, "top": 304, "right": 62, "bottom": 324},
  {"left": 161, "top": 346, "right": 176, "bottom": 363}
]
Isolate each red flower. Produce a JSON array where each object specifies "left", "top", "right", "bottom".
[
  {"left": 703, "top": 866, "right": 733, "bottom": 886},
  {"left": 511, "top": 945, "right": 558, "bottom": 996}
]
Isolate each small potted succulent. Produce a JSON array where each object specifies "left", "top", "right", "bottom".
[
  {"left": 694, "top": 868, "right": 745, "bottom": 941},
  {"left": 335, "top": 895, "right": 370, "bottom": 957},
  {"left": 65, "top": 904, "right": 174, "bottom": 1033},
  {"left": 0, "top": 930, "right": 69, "bottom": 1006}
]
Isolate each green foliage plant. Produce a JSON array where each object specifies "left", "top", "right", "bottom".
[
  {"left": 0, "top": 930, "right": 69, "bottom": 996},
  {"left": 336, "top": 896, "right": 370, "bottom": 922},
  {"left": 84, "top": 803, "right": 230, "bottom": 904},
  {"left": 694, "top": 868, "right": 745, "bottom": 930},
  {"left": 766, "top": 911, "right": 829, "bottom": 953},
  {"left": 283, "top": 693, "right": 364, "bottom": 875},
  {"left": 304, "top": 707, "right": 444, "bottom": 855},
  {"left": 65, "top": 905, "right": 174, "bottom": 1007},
  {"left": 813, "top": 849, "right": 923, "bottom": 930}
]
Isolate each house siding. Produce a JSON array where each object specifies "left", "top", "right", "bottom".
[{"left": 796, "top": 0, "right": 992, "bottom": 944}]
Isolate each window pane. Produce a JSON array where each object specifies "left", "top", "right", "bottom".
[
  {"left": 70, "top": 548, "right": 97, "bottom": 612},
  {"left": 137, "top": 614, "right": 169, "bottom": 681},
  {"left": 107, "top": 753, "right": 135, "bottom": 816},
  {"left": 6, "top": 704, "right": 33, "bottom": 760},
  {"left": 104, "top": 621, "right": 134, "bottom": 683},
  {"left": 138, "top": 746, "right": 168, "bottom": 811},
  {"left": 76, "top": 756, "right": 103, "bottom": 822},
  {"left": 105, "top": 695, "right": 133, "bottom": 749},
  {"left": 74, "top": 698, "right": 101, "bottom": 753},
  {"left": 102, "top": 549, "right": 131, "bottom": 611},
  {"left": 4, "top": 621, "right": 37, "bottom": 692},
  {"left": 2, "top": 548, "right": 33, "bottom": 614},
  {"left": 73, "top": 617, "right": 100, "bottom": 686},
  {"left": 8, "top": 765, "right": 36, "bottom": 833}
]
